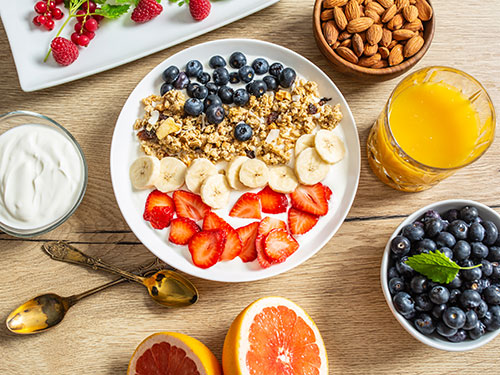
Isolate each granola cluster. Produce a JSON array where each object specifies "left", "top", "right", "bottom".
[{"left": 133, "top": 79, "right": 343, "bottom": 166}]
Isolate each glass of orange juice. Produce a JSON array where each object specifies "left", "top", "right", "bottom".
[{"left": 367, "top": 66, "right": 496, "bottom": 192}]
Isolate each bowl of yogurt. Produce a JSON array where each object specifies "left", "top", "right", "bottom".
[{"left": 0, "top": 111, "right": 87, "bottom": 237}]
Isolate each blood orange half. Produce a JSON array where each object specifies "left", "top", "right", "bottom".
[
  {"left": 127, "top": 332, "right": 221, "bottom": 375},
  {"left": 222, "top": 297, "right": 328, "bottom": 375}
]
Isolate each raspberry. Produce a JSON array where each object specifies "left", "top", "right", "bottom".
[
  {"left": 51, "top": 37, "right": 79, "bottom": 66},
  {"left": 189, "top": 0, "right": 211, "bottom": 21},
  {"left": 131, "top": 0, "right": 163, "bottom": 23}
]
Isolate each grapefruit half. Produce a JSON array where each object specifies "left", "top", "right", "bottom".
[
  {"left": 127, "top": 332, "right": 221, "bottom": 375},
  {"left": 222, "top": 296, "right": 328, "bottom": 375}
]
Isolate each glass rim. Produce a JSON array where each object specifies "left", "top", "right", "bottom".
[
  {"left": 0, "top": 110, "right": 88, "bottom": 238},
  {"left": 384, "top": 66, "right": 497, "bottom": 172}
]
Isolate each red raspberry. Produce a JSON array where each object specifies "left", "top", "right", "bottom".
[
  {"left": 189, "top": 0, "right": 211, "bottom": 21},
  {"left": 131, "top": 0, "right": 163, "bottom": 23},
  {"left": 51, "top": 37, "right": 79, "bottom": 66}
]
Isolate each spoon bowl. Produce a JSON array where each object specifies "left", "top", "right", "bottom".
[{"left": 144, "top": 270, "right": 198, "bottom": 308}]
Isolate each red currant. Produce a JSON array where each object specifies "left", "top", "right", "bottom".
[
  {"left": 84, "top": 18, "right": 98, "bottom": 32},
  {"left": 44, "top": 19, "right": 55, "bottom": 31},
  {"left": 84, "top": 30, "right": 95, "bottom": 40},
  {"left": 74, "top": 22, "right": 83, "bottom": 33},
  {"left": 78, "top": 35, "right": 90, "bottom": 47},
  {"left": 34, "top": 1, "right": 47, "bottom": 14},
  {"left": 93, "top": 14, "right": 104, "bottom": 22},
  {"left": 76, "top": 9, "right": 87, "bottom": 23},
  {"left": 47, "top": 1, "right": 56, "bottom": 11},
  {"left": 82, "top": 1, "right": 97, "bottom": 13},
  {"left": 51, "top": 8, "right": 64, "bottom": 20},
  {"left": 71, "top": 32, "right": 80, "bottom": 45},
  {"left": 32, "top": 16, "right": 42, "bottom": 26},
  {"left": 36, "top": 15, "right": 48, "bottom": 25},
  {"left": 55, "top": 0, "right": 64, "bottom": 4}
]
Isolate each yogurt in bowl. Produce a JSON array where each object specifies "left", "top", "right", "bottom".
[{"left": 0, "top": 111, "right": 87, "bottom": 237}]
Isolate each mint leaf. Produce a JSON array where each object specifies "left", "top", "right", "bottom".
[
  {"left": 405, "top": 251, "right": 481, "bottom": 284},
  {"left": 169, "top": 0, "right": 188, "bottom": 6},
  {"left": 95, "top": 4, "right": 131, "bottom": 19}
]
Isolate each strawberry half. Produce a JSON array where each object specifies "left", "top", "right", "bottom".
[
  {"left": 188, "top": 229, "right": 226, "bottom": 269},
  {"left": 257, "top": 186, "right": 288, "bottom": 214},
  {"left": 169, "top": 218, "right": 201, "bottom": 245},
  {"left": 143, "top": 190, "right": 175, "bottom": 229},
  {"left": 236, "top": 222, "right": 260, "bottom": 262},
  {"left": 173, "top": 190, "right": 210, "bottom": 221},
  {"left": 264, "top": 228, "right": 299, "bottom": 263},
  {"left": 255, "top": 217, "right": 287, "bottom": 268},
  {"left": 324, "top": 185, "right": 333, "bottom": 201},
  {"left": 229, "top": 193, "right": 261, "bottom": 219},
  {"left": 288, "top": 207, "right": 319, "bottom": 235},
  {"left": 203, "top": 212, "right": 242, "bottom": 261},
  {"left": 290, "top": 183, "right": 329, "bottom": 216}
]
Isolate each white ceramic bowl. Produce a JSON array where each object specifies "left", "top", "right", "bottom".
[{"left": 381, "top": 199, "right": 500, "bottom": 351}]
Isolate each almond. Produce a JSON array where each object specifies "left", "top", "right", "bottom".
[
  {"left": 388, "top": 43, "right": 404, "bottom": 65},
  {"left": 338, "top": 31, "right": 352, "bottom": 41},
  {"left": 333, "top": 6, "right": 348, "bottom": 30},
  {"left": 324, "top": 21, "right": 339, "bottom": 45},
  {"left": 324, "top": 0, "right": 349, "bottom": 8},
  {"left": 372, "top": 59, "right": 389, "bottom": 68},
  {"left": 402, "top": 5, "right": 418, "bottom": 22},
  {"left": 365, "top": 9, "right": 381, "bottom": 23},
  {"left": 352, "top": 33, "right": 365, "bottom": 56},
  {"left": 320, "top": 9, "right": 335, "bottom": 21},
  {"left": 346, "top": 17, "right": 374, "bottom": 33},
  {"left": 359, "top": 53, "right": 382, "bottom": 67},
  {"left": 387, "top": 13, "right": 404, "bottom": 30},
  {"left": 415, "top": 0, "right": 432, "bottom": 21},
  {"left": 380, "top": 28, "right": 392, "bottom": 47},
  {"left": 336, "top": 46, "right": 359, "bottom": 63},
  {"left": 395, "top": 0, "right": 409, "bottom": 10},
  {"left": 392, "top": 29, "right": 415, "bottom": 40},
  {"left": 381, "top": 4, "right": 398, "bottom": 23},
  {"left": 379, "top": 46, "right": 390, "bottom": 59},
  {"left": 366, "top": 24, "right": 383, "bottom": 45},
  {"left": 332, "top": 41, "right": 341, "bottom": 49},
  {"left": 364, "top": 43, "right": 379, "bottom": 56},
  {"left": 340, "top": 38, "right": 352, "bottom": 47},
  {"left": 365, "top": 1, "right": 385, "bottom": 15},
  {"left": 388, "top": 40, "right": 398, "bottom": 49},
  {"left": 376, "top": 0, "right": 394, "bottom": 9},
  {"left": 345, "top": 0, "right": 361, "bottom": 21},
  {"left": 404, "top": 19, "right": 423, "bottom": 31},
  {"left": 404, "top": 35, "right": 424, "bottom": 57}
]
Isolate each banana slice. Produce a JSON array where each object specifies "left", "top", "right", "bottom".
[
  {"left": 129, "top": 156, "right": 160, "bottom": 190},
  {"left": 268, "top": 165, "right": 299, "bottom": 194},
  {"left": 185, "top": 158, "right": 217, "bottom": 194},
  {"left": 314, "top": 129, "right": 346, "bottom": 164},
  {"left": 295, "top": 147, "right": 330, "bottom": 185},
  {"left": 154, "top": 157, "right": 187, "bottom": 193},
  {"left": 226, "top": 156, "right": 250, "bottom": 191},
  {"left": 295, "top": 134, "right": 315, "bottom": 156},
  {"left": 200, "top": 174, "right": 231, "bottom": 209},
  {"left": 239, "top": 159, "right": 269, "bottom": 188}
]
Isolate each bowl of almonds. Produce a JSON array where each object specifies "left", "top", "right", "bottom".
[{"left": 313, "top": 0, "right": 435, "bottom": 80}]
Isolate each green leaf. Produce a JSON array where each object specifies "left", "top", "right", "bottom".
[
  {"left": 95, "top": 4, "right": 131, "bottom": 19},
  {"left": 93, "top": 0, "right": 108, "bottom": 4},
  {"left": 405, "top": 251, "right": 465, "bottom": 284}
]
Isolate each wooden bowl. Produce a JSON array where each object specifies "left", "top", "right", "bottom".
[{"left": 313, "top": 0, "right": 435, "bottom": 81}]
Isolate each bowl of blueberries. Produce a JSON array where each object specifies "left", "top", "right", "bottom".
[{"left": 381, "top": 199, "right": 500, "bottom": 351}]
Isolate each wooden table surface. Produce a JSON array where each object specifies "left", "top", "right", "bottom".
[{"left": 1, "top": 1, "right": 500, "bottom": 374}]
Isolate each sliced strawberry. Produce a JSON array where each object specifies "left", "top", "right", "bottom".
[
  {"left": 236, "top": 222, "right": 260, "bottom": 262},
  {"left": 264, "top": 228, "right": 299, "bottom": 263},
  {"left": 203, "top": 211, "right": 242, "bottom": 261},
  {"left": 229, "top": 193, "right": 261, "bottom": 219},
  {"left": 173, "top": 190, "right": 210, "bottom": 221},
  {"left": 143, "top": 190, "right": 175, "bottom": 229},
  {"left": 188, "top": 229, "right": 226, "bottom": 269},
  {"left": 290, "top": 183, "right": 329, "bottom": 216},
  {"left": 324, "top": 185, "right": 333, "bottom": 201},
  {"left": 257, "top": 186, "right": 288, "bottom": 214},
  {"left": 169, "top": 218, "right": 201, "bottom": 245},
  {"left": 255, "top": 217, "right": 287, "bottom": 268},
  {"left": 288, "top": 207, "right": 319, "bottom": 235},
  {"left": 148, "top": 206, "right": 174, "bottom": 230}
]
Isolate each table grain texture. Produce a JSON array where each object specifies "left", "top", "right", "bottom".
[{"left": 1, "top": 1, "right": 500, "bottom": 374}]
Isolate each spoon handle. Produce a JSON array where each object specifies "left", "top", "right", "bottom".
[
  {"left": 66, "top": 278, "right": 126, "bottom": 306},
  {"left": 42, "top": 241, "right": 144, "bottom": 283}
]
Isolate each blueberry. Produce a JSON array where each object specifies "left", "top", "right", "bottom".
[
  {"left": 416, "top": 238, "right": 437, "bottom": 251},
  {"left": 463, "top": 310, "right": 479, "bottom": 330},
  {"left": 461, "top": 266, "right": 482, "bottom": 281},
  {"left": 205, "top": 105, "right": 225, "bottom": 125},
  {"left": 173, "top": 72, "right": 190, "bottom": 89},
  {"left": 414, "top": 314, "right": 435, "bottom": 335},
  {"left": 474, "top": 300, "right": 489, "bottom": 319},
  {"left": 492, "top": 262, "right": 500, "bottom": 279},
  {"left": 468, "top": 222, "right": 485, "bottom": 242},
  {"left": 218, "top": 86, "right": 234, "bottom": 104},
  {"left": 488, "top": 247, "right": 500, "bottom": 262},
  {"left": 436, "top": 321, "right": 457, "bottom": 337},
  {"left": 460, "top": 206, "right": 479, "bottom": 223},
  {"left": 481, "top": 260, "right": 494, "bottom": 277},
  {"left": 465, "top": 279, "right": 490, "bottom": 293},
  {"left": 388, "top": 277, "right": 405, "bottom": 295},
  {"left": 453, "top": 240, "right": 471, "bottom": 261},
  {"left": 449, "top": 288, "right": 462, "bottom": 304},
  {"left": 209, "top": 55, "right": 226, "bottom": 69},
  {"left": 471, "top": 242, "right": 489, "bottom": 260},
  {"left": 484, "top": 285, "right": 500, "bottom": 305},
  {"left": 185, "top": 60, "right": 203, "bottom": 77},
  {"left": 213, "top": 67, "right": 230, "bottom": 86},
  {"left": 425, "top": 219, "right": 444, "bottom": 237},
  {"left": 436, "top": 232, "right": 457, "bottom": 248},
  {"left": 390, "top": 235, "right": 411, "bottom": 257},
  {"left": 162, "top": 65, "right": 179, "bottom": 83},
  {"left": 440, "top": 247, "right": 453, "bottom": 260},
  {"left": 229, "top": 52, "right": 247, "bottom": 69},
  {"left": 447, "top": 275, "right": 462, "bottom": 289},
  {"left": 388, "top": 266, "right": 400, "bottom": 279},
  {"left": 415, "top": 294, "right": 433, "bottom": 312},
  {"left": 234, "top": 122, "right": 253, "bottom": 142},
  {"left": 447, "top": 220, "right": 468, "bottom": 240},
  {"left": 429, "top": 285, "right": 450, "bottom": 304},
  {"left": 229, "top": 72, "right": 240, "bottom": 84},
  {"left": 460, "top": 289, "right": 482, "bottom": 309},
  {"left": 482, "top": 221, "right": 499, "bottom": 245},
  {"left": 279, "top": 67, "right": 297, "bottom": 88},
  {"left": 410, "top": 275, "right": 429, "bottom": 294},
  {"left": 205, "top": 82, "right": 218, "bottom": 95},
  {"left": 396, "top": 256, "right": 415, "bottom": 278},
  {"left": 183, "top": 98, "right": 203, "bottom": 116},
  {"left": 269, "top": 62, "right": 284, "bottom": 77},
  {"left": 402, "top": 223, "right": 425, "bottom": 242},
  {"left": 160, "top": 82, "right": 174, "bottom": 96},
  {"left": 483, "top": 305, "right": 500, "bottom": 331},
  {"left": 447, "top": 329, "right": 467, "bottom": 342},
  {"left": 443, "top": 306, "right": 466, "bottom": 329},
  {"left": 247, "top": 80, "right": 267, "bottom": 98},
  {"left": 442, "top": 209, "right": 459, "bottom": 222},
  {"left": 252, "top": 58, "right": 269, "bottom": 75},
  {"left": 238, "top": 65, "right": 255, "bottom": 83},
  {"left": 197, "top": 71, "right": 211, "bottom": 85},
  {"left": 186, "top": 82, "right": 200, "bottom": 98},
  {"left": 393, "top": 292, "right": 415, "bottom": 316},
  {"left": 468, "top": 321, "right": 486, "bottom": 340},
  {"left": 263, "top": 75, "right": 279, "bottom": 91},
  {"left": 233, "top": 88, "right": 250, "bottom": 106},
  {"left": 203, "top": 94, "right": 222, "bottom": 111},
  {"left": 432, "top": 303, "right": 447, "bottom": 319},
  {"left": 192, "top": 85, "right": 208, "bottom": 100}
]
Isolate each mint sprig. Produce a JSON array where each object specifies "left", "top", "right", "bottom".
[{"left": 404, "top": 251, "right": 482, "bottom": 284}]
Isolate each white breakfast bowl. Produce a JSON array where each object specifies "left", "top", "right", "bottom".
[{"left": 381, "top": 199, "right": 500, "bottom": 351}]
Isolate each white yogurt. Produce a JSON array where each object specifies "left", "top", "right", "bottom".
[{"left": 0, "top": 124, "right": 84, "bottom": 230}]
